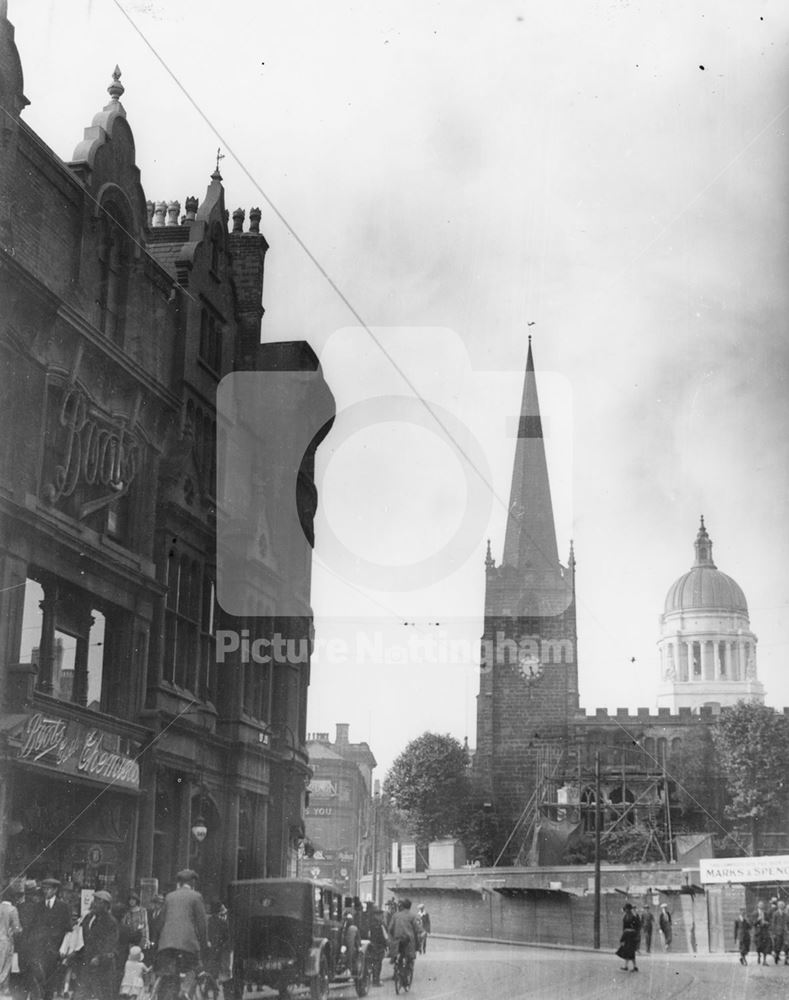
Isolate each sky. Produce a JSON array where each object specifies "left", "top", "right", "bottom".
[{"left": 12, "top": 0, "right": 789, "bottom": 779}]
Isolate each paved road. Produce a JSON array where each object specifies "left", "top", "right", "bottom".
[{"left": 324, "top": 938, "right": 789, "bottom": 1000}]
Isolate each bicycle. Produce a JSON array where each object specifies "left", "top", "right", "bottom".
[{"left": 392, "top": 946, "right": 413, "bottom": 994}]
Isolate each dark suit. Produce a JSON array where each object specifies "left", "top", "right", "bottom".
[
  {"left": 75, "top": 910, "right": 119, "bottom": 1000},
  {"left": 39, "top": 897, "right": 72, "bottom": 1000}
]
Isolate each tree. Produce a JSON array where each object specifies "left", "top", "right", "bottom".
[
  {"left": 712, "top": 701, "right": 789, "bottom": 853},
  {"left": 669, "top": 726, "right": 727, "bottom": 826},
  {"left": 384, "top": 733, "right": 470, "bottom": 844}
]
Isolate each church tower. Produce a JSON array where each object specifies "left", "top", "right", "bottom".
[
  {"left": 657, "top": 517, "right": 764, "bottom": 710},
  {"left": 474, "top": 340, "right": 578, "bottom": 856}
]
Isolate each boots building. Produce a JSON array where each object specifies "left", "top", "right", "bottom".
[{"left": 0, "top": 5, "right": 332, "bottom": 905}]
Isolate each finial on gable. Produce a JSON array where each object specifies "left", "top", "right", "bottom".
[{"left": 107, "top": 65, "right": 124, "bottom": 102}]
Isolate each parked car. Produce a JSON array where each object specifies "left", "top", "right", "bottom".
[{"left": 228, "top": 878, "right": 371, "bottom": 1000}]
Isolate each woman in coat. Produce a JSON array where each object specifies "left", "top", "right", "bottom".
[{"left": 616, "top": 903, "right": 640, "bottom": 973}]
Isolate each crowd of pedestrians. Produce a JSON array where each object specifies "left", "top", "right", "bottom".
[
  {"left": 734, "top": 897, "right": 789, "bottom": 966},
  {"left": 0, "top": 869, "right": 233, "bottom": 1000}
]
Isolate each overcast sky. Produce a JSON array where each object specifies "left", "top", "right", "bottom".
[{"left": 14, "top": 0, "right": 789, "bottom": 778}]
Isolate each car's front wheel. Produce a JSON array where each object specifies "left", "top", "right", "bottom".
[{"left": 310, "top": 953, "right": 329, "bottom": 1000}]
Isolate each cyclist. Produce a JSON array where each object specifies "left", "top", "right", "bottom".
[
  {"left": 389, "top": 899, "right": 420, "bottom": 980},
  {"left": 155, "top": 869, "right": 208, "bottom": 1000}
]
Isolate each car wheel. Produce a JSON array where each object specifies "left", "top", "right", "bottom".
[{"left": 310, "top": 953, "right": 329, "bottom": 1000}]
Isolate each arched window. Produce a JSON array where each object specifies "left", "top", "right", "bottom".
[
  {"left": 98, "top": 199, "right": 131, "bottom": 345},
  {"left": 581, "top": 787, "right": 597, "bottom": 833}
]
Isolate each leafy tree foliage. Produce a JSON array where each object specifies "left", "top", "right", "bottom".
[
  {"left": 669, "top": 726, "right": 726, "bottom": 824},
  {"left": 384, "top": 733, "right": 470, "bottom": 843},
  {"left": 712, "top": 701, "right": 789, "bottom": 851}
]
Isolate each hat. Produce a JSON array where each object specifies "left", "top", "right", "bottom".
[
  {"left": 176, "top": 869, "right": 198, "bottom": 884},
  {"left": 128, "top": 891, "right": 140, "bottom": 902},
  {"left": 40, "top": 878, "right": 61, "bottom": 888},
  {"left": 129, "top": 946, "right": 143, "bottom": 962},
  {"left": 94, "top": 891, "right": 112, "bottom": 903},
  {"left": 23, "top": 880, "right": 38, "bottom": 892},
  {"left": 623, "top": 902, "right": 633, "bottom": 909}
]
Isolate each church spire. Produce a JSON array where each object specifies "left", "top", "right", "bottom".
[{"left": 501, "top": 337, "right": 560, "bottom": 577}]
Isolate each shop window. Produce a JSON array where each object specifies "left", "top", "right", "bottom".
[
  {"left": 97, "top": 200, "right": 131, "bottom": 345},
  {"left": 19, "top": 576, "right": 115, "bottom": 713}
]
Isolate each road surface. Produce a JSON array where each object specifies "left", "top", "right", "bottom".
[{"left": 323, "top": 938, "right": 789, "bottom": 1000}]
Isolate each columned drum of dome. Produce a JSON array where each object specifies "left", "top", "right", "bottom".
[{"left": 656, "top": 517, "right": 764, "bottom": 711}]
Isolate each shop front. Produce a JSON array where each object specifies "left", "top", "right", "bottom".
[{"left": 1, "top": 703, "right": 145, "bottom": 913}]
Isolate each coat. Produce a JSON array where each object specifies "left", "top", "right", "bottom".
[
  {"left": 40, "top": 897, "right": 72, "bottom": 952},
  {"left": 156, "top": 886, "right": 207, "bottom": 956},
  {"left": 81, "top": 910, "right": 119, "bottom": 964}
]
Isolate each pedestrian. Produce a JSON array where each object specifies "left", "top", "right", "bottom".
[
  {"left": 752, "top": 899, "right": 771, "bottom": 964},
  {"left": 74, "top": 890, "right": 118, "bottom": 1000},
  {"left": 771, "top": 900, "right": 787, "bottom": 965},
  {"left": 17, "top": 882, "right": 46, "bottom": 1000},
  {"left": 658, "top": 903, "right": 672, "bottom": 951},
  {"left": 112, "top": 902, "right": 135, "bottom": 998},
  {"left": 734, "top": 908, "right": 751, "bottom": 965},
  {"left": 416, "top": 905, "right": 431, "bottom": 953},
  {"left": 145, "top": 895, "right": 165, "bottom": 965},
  {"left": 122, "top": 893, "right": 150, "bottom": 952},
  {"left": 340, "top": 910, "right": 361, "bottom": 976},
  {"left": 155, "top": 869, "right": 207, "bottom": 1000},
  {"left": 39, "top": 878, "right": 73, "bottom": 1000},
  {"left": 206, "top": 901, "right": 232, "bottom": 998},
  {"left": 119, "top": 945, "right": 149, "bottom": 1000},
  {"left": 367, "top": 908, "right": 388, "bottom": 987},
  {"left": 615, "top": 903, "right": 640, "bottom": 973},
  {"left": 0, "top": 887, "right": 22, "bottom": 996},
  {"left": 641, "top": 907, "right": 654, "bottom": 953}
]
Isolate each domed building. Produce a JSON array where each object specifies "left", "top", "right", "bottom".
[{"left": 657, "top": 517, "right": 764, "bottom": 711}]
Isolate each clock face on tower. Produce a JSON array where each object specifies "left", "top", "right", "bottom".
[{"left": 517, "top": 650, "right": 544, "bottom": 683}]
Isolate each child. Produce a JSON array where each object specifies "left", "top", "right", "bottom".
[{"left": 120, "top": 945, "right": 149, "bottom": 999}]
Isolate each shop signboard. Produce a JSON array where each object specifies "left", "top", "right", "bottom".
[
  {"left": 700, "top": 855, "right": 789, "bottom": 884},
  {"left": 401, "top": 843, "right": 417, "bottom": 872},
  {"left": 10, "top": 711, "right": 140, "bottom": 790}
]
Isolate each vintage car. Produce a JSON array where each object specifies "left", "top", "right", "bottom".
[{"left": 228, "top": 878, "right": 372, "bottom": 1000}]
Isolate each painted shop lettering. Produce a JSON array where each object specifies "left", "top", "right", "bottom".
[
  {"left": 47, "top": 386, "right": 139, "bottom": 508},
  {"left": 19, "top": 713, "right": 80, "bottom": 764},
  {"left": 17, "top": 713, "right": 140, "bottom": 785}
]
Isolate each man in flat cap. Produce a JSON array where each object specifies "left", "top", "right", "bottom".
[
  {"left": 39, "top": 879, "right": 72, "bottom": 1000},
  {"left": 155, "top": 870, "right": 207, "bottom": 999},
  {"left": 75, "top": 891, "right": 119, "bottom": 1000}
]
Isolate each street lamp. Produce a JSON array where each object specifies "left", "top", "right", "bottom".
[{"left": 191, "top": 815, "right": 208, "bottom": 842}]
